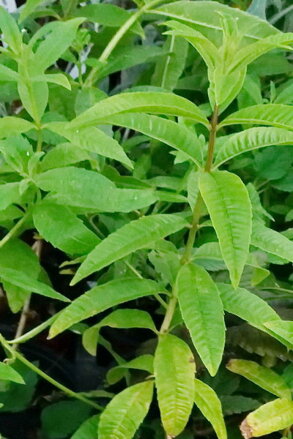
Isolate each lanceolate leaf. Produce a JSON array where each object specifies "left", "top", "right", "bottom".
[
  {"left": 176, "top": 263, "right": 225, "bottom": 376},
  {"left": 33, "top": 201, "right": 100, "bottom": 256},
  {"left": 240, "top": 399, "right": 293, "bottom": 439},
  {"left": 107, "top": 355, "right": 154, "bottom": 385},
  {"left": 98, "top": 381, "right": 154, "bottom": 439},
  {"left": 82, "top": 309, "right": 156, "bottom": 356},
  {"left": 0, "top": 6, "right": 22, "bottom": 54},
  {"left": 227, "top": 359, "right": 291, "bottom": 399},
  {"left": 219, "top": 104, "right": 293, "bottom": 130},
  {"left": 0, "top": 117, "right": 34, "bottom": 140},
  {"left": 214, "top": 127, "right": 293, "bottom": 168},
  {"left": 154, "top": 334, "right": 195, "bottom": 437},
  {"left": 0, "top": 363, "right": 24, "bottom": 384},
  {"left": 100, "top": 113, "right": 203, "bottom": 166},
  {"left": 251, "top": 222, "right": 293, "bottom": 262},
  {"left": 194, "top": 379, "right": 227, "bottom": 439},
  {"left": 71, "top": 214, "right": 187, "bottom": 285},
  {"left": 49, "top": 278, "right": 160, "bottom": 337},
  {"left": 264, "top": 321, "right": 293, "bottom": 349},
  {"left": 69, "top": 92, "right": 209, "bottom": 130},
  {"left": 199, "top": 170, "right": 252, "bottom": 287}
]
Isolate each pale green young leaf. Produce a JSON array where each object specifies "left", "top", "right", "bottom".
[
  {"left": 0, "top": 363, "right": 24, "bottom": 384},
  {"left": 49, "top": 278, "right": 160, "bottom": 337},
  {"left": 71, "top": 214, "right": 187, "bottom": 284},
  {"left": 251, "top": 222, "right": 293, "bottom": 262},
  {"left": 46, "top": 122, "right": 132, "bottom": 168},
  {"left": 0, "top": 117, "right": 34, "bottom": 139},
  {"left": 227, "top": 359, "right": 291, "bottom": 399},
  {"left": 152, "top": 35, "right": 188, "bottom": 90},
  {"left": 33, "top": 201, "right": 100, "bottom": 256},
  {"left": 101, "top": 113, "right": 203, "bottom": 166},
  {"left": 154, "top": 334, "right": 195, "bottom": 437},
  {"left": 176, "top": 263, "right": 225, "bottom": 376},
  {"left": 98, "top": 381, "right": 153, "bottom": 439},
  {"left": 199, "top": 170, "right": 252, "bottom": 287},
  {"left": 41, "top": 73, "right": 71, "bottom": 90},
  {"left": 0, "top": 6, "right": 22, "bottom": 54},
  {"left": 209, "top": 67, "right": 247, "bottom": 112},
  {"left": 240, "top": 399, "right": 293, "bottom": 438},
  {"left": 0, "top": 267, "right": 69, "bottom": 302},
  {"left": 18, "top": 75, "right": 48, "bottom": 122},
  {"left": 69, "top": 92, "right": 209, "bottom": 130},
  {"left": 35, "top": 167, "right": 157, "bottom": 213},
  {"left": 220, "top": 104, "right": 293, "bottom": 130},
  {"left": 215, "top": 127, "right": 293, "bottom": 168},
  {"left": 153, "top": 1, "right": 279, "bottom": 42},
  {"left": 107, "top": 355, "right": 154, "bottom": 385},
  {"left": 82, "top": 309, "right": 156, "bottom": 356},
  {"left": 264, "top": 321, "right": 293, "bottom": 350},
  {"left": 0, "top": 64, "right": 19, "bottom": 81},
  {"left": 19, "top": 0, "right": 46, "bottom": 23},
  {"left": 194, "top": 379, "right": 227, "bottom": 439},
  {"left": 33, "top": 18, "right": 84, "bottom": 71}
]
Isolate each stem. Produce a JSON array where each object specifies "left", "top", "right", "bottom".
[
  {"left": 84, "top": 0, "right": 165, "bottom": 87},
  {"left": 0, "top": 212, "right": 29, "bottom": 249},
  {"left": 0, "top": 335, "right": 103, "bottom": 410},
  {"left": 7, "top": 313, "right": 59, "bottom": 345},
  {"left": 205, "top": 105, "right": 219, "bottom": 172},
  {"left": 36, "top": 129, "right": 43, "bottom": 152},
  {"left": 12, "top": 297, "right": 31, "bottom": 351}
]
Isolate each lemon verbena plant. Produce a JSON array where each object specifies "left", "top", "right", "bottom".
[{"left": 0, "top": 1, "right": 292, "bottom": 438}]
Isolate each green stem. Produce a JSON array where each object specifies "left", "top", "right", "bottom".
[
  {"left": 84, "top": 0, "right": 165, "bottom": 87},
  {"left": 7, "top": 313, "right": 59, "bottom": 345},
  {"left": 205, "top": 105, "right": 219, "bottom": 172},
  {"left": 0, "top": 334, "right": 103, "bottom": 410},
  {"left": 36, "top": 129, "right": 43, "bottom": 152},
  {"left": 0, "top": 212, "right": 29, "bottom": 249}
]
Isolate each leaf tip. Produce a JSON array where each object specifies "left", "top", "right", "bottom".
[{"left": 240, "top": 418, "right": 253, "bottom": 439}]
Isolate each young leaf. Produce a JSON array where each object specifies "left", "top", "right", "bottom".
[
  {"left": 264, "top": 321, "right": 293, "bottom": 349},
  {"left": 100, "top": 113, "right": 203, "bottom": 166},
  {"left": 33, "top": 201, "right": 100, "bottom": 256},
  {"left": 0, "top": 6, "right": 22, "bottom": 54},
  {"left": 240, "top": 399, "right": 293, "bottom": 439},
  {"left": 154, "top": 334, "right": 195, "bottom": 437},
  {"left": 98, "top": 381, "right": 154, "bottom": 439},
  {"left": 219, "top": 104, "right": 293, "bottom": 131},
  {"left": 217, "top": 283, "right": 280, "bottom": 331},
  {"left": 251, "top": 222, "right": 293, "bottom": 262},
  {"left": 71, "top": 214, "right": 187, "bottom": 284},
  {"left": 0, "top": 363, "right": 25, "bottom": 384},
  {"left": 82, "top": 309, "right": 156, "bottom": 356},
  {"left": 0, "top": 117, "right": 34, "bottom": 140},
  {"left": 49, "top": 278, "right": 160, "bottom": 337},
  {"left": 199, "top": 170, "right": 252, "bottom": 287},
  {"left": 193, "top": 379, "right": 227, "bottom": 439},
  {"left": 176, "top": 263, "right": 225, "bottom": 376},
  {"left": 69, "top": 92, "right": 209, "bottom": 130},
  {"left": 107, "top": 355, "right": 154, "bottom": 385},
  {"left": 215, "top": 128, "right": 293, "bottom": 168},
  {"left": 0, "top": 183, "right": 22, "bottom": 210},
  {"left": 227, "top": 359, "right": 291, "bottom": 400}
]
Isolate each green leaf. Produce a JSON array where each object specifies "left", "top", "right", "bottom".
[
  {"left": 107, "top": 355, "right": 154, "bottom": 385},
  {"left": 0, "top": 183, "right": 21, "bottom": 210},
  {"left": 199, "top": 170, "right": 252, "bottom": 287},
  {"left": 35, "top": 167, "right": 157, "bottom": 213},
  {"left": 0, "top": 267, "right": 69, "bottom": 303},
  {"left": 153, "top": 1, "right": 279, "bottom": 42},
  {"left": 220, "top": 395, "right": 260, "bottom": 416},
  {"left": 71, "top": 214, "right": 187, "bottom": 284},
  {"left": 46, "top": 122, "right": 132, "bottom": 168},
  {"left": 40, "top": 143, "right": 91, "bottom": 171},
  {"left": 98, "top": 381, "right": 153, "bottom": 439},
  {"left": 227, "top": 359, "right": 291, "bottom": 399},
  {"left": 0, "top": 363, "right": 24, "bottom": 384},
  {"left": 33, "top": 18, "right": 85, "bottom": 71},
  {"left": 264, "top": 321, "right": 293, "bottom": 350},
  {"left": 18, "top": 70, "right": 48, "bottom": 122},
  {"left": 100, "top": 113, "right": 203, "bottom": 166},
  {"left": 154, "top": 334, "right": 195, "bottom": 437},
  {"left": 0, "top": 6, "right": 22, "bottom": 54},
  {"left": 215, "top": 128, "right": 293, "bottom": 168},
  {"left": 0, "top": 117, "right": 34, "bottom": 140},
  {"left": 220, "top": 104, "right": 293, "bottom": 130},
  {"left": 19, "top": 0, "right": 46, "bottom": 23},
  {"left": 33, "top": 200, "right": 100, "bottom": 256},
  {"left": 194, "top": 379, "right": 227, "bottom": 439},
  {"left": 240, "top": 399, "right": 293, "bottom": 438},
  {"left": 152, "top": 35, "right": 188, "bottom": 90},
  {"left": 0, "top": 64, "right": 19, "bottom": 82},
  {"left": 69, "top": 92, "right": 209, "bottom": 130},
  {"left": 176, "top": 263, "right": 225, "bottom": 376},
  {"left": 82, "top": 309, "right": 156, "bottom": 356},
  {"left": 41, "top": 73, "right": 71, "bottom": 90},
  {"left": 71, "top": 415, "right": 99, "bottom": 439},
  {"left": 251, "top": 222, "right": 293, "bottom": 262},
  {"left": 217, "top": 283, "right": 280, "bottom": 331},
  {"left": 49, "top": 278, "right": 160, "bottom": 337}
]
